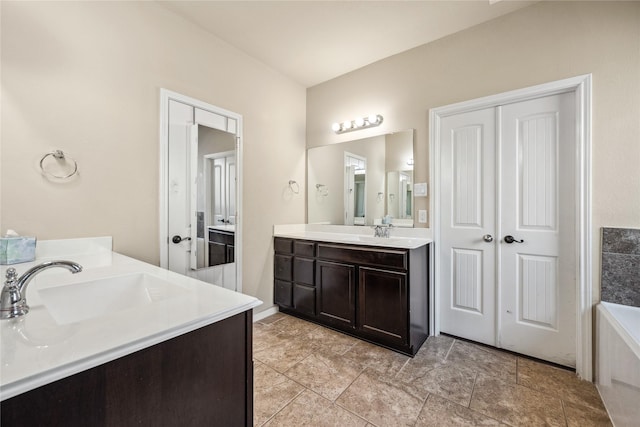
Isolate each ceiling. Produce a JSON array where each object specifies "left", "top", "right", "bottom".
[{"left": 159, "top": 1, "right": 536, "bottom": 88}]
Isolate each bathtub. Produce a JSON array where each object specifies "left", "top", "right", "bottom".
[{"left": 597, "top": 302, "right": 640, "bottom": 426}]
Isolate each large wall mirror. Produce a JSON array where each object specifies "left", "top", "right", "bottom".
[{"left": 307, "top": 129, "right": 415, "bottom": 227}]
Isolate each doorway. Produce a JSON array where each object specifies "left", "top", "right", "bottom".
[
  {"left": 430, "top": 75, "right": 592, "bottom": 379},
  {"left": 159, "top": 89, "right": 243, "bottom": 292}
]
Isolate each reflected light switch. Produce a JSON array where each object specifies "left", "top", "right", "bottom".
[
  {"left": 414, "top": 183, "right": 427, "bottom": 197},
  {"left": 418, "top": 210, "right": 427, "bottom": 223}
]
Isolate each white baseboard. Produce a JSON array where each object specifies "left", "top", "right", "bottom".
[{"left": 253, "top": 305, "right": 279, "bottom": 322}]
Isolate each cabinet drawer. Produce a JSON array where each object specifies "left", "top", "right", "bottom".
[
  {"left": 294, "top": 241, "right": 315, "bottom": 257},
  {"left": 274, "top": 238, "right": 293, "bottom": 254},
  {"left": 317, "top": 244, "right": 407, "bottom": 270},
  {"left": 294, "top": 257, "right": 315, "bottom": 286},
  {"left": 275, "top": 280, "right": 293, "bottom": 307},
  {"left": 209, "top": 230, "right": 234, "bottom": 245},
  {"left": 274, "top": 254, "right": 293, "bottom": 281}
]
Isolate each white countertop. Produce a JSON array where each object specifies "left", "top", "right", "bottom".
[
  {"left": 273, "top": 224, "right": 432, "bottom": 250},
  {"left": 208, "top": 225, "right": 236, "bottom": 233},
  {"left": 0, "top": 237, "right": 261, "bottom": 401}
]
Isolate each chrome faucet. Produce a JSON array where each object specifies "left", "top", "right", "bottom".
[{"left": 0, "top": 260, "right": 83, "bottom": 320}]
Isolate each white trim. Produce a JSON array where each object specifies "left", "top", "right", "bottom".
[
  {"left": 429, "top": 74, "right": 593, "bottom": 380},
  {"left": 159, "top": 89, "right": 244, "bottom": 293},
  {"left": 253, "top": 306, "right": 280, "bottom": 323}
]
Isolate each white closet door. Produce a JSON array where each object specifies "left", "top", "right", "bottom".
[
  {"left": 499, "top": 92, "right": 576, "bottom": 367},
  {"left": 439, "top": 107, "right": 497, "bottom": 346}
]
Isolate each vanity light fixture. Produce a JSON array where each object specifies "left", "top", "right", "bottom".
[{"left": 332, "top": 114, "right": 384, "bottom": 134}]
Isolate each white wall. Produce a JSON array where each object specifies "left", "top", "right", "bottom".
[
  {"left": 0, "top": 1, "right": 307, "bottom": 312},
  {"left": 306, "top": 1, "right": 640, "bottom": 301}
]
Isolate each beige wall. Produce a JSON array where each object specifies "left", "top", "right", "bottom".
[
  {"left": 0, "top": 2, "right": 307, "bottom": 312},
  {"left": 307, "top": 1, "right": 640, "bottom": 301}
]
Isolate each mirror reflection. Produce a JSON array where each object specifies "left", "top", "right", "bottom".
[
  {"left": 307, "top": 129, "right": 414, "bottom": 227},
  {"left": 195, "top": 125, "right": 236, "bottom": 269}
]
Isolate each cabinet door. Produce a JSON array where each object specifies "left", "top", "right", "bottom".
[
  {"left": 316, "top": 261, "right": 356, "bottom": 329},
  {"left": 227, "top": 244, "right": 235, "bottom": 263},
  {"left": 358, "top": 267, "right": 408, "bottom": 345},
  {"left": 209, "top": 242, "right": 227, "bottom": 266}
]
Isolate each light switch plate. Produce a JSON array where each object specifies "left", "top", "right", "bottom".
[
  {"left": 414, "top": 182, "right": 427, "bottom": 197},
  {"left": 418, "top": 210, "right": 427, "bottom": 223}
]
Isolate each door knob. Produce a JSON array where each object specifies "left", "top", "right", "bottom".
[
  {"left": 504, "top": 235, "right": 524, "bottom": 244},
  {"left": 482, "top": 234, "right": 494, "bottom": 242},
  {"left": 172, "top": 235, "right": 191, "bottom": 244}
]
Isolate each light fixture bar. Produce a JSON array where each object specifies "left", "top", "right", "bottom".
[{"left": 332, "top": 114, "right": 383, "bottom": 134}]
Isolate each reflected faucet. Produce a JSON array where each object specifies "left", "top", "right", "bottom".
[
  {"left": 373, "top": 224, "right": 393, "bottom": 238},
  {"left": 0, "top": 260, "right": 83, "bottom": 320}
]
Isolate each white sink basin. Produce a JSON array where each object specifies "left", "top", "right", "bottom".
[{"left": 39, "top": 273, "right": 186, "bottom": 325}]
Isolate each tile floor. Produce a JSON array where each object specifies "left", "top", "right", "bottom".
[{"left": 253, "top": 313, "right": 612, "bottom": 427}]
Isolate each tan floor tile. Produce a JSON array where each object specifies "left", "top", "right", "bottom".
[
  {"left": 399, "top": 364, "right": 478, "bottom": 406},
  {"left": 265, "top": 314, "right": 320, "bottom": 338},
  {"left": 563, "top": 400, "right": 613, "bottom": 427},
  {"left": 396, "top": 334, "right": 456, "bottom": 390},
  {"left": 517, "top": 357, "right": 606, "bottom": 412},
  {"left": 263, "top": 389, "right": 367, "bottom": 427},
  {"left": 336, "top": 369, "right": 426, "bottom": 426},
  {"left": 284, "top": 352, "right": 364, "bottom": 401},
  {"left": 342, "top": 340, "right": 410, "bottom": 377},
  {"left": 258, "top": 312, "right": 287, "bottom": 325},
  {"left": 254, "top": 362, "right": 305, "bottom": 426},
  {"left": 470, "top": 374, "right": 566, "bottom": 426},
  {"left": 254, "top": 323, "right": 288, "bottom": 353},
  {"left": 304, "top": 325, "right": 359, "bottom": 356},
  {"left": 254, "top": 339, "right": 317, "bottom": 373},
  {"left": 416, "top": 394, "right": 503, "bottom": 426},
  {"left": 447, "top": 341, "right": 517, "bottom": 383}
]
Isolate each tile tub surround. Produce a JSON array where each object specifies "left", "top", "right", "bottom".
[
  {"left": 253, "top": 313, "right": 611, "bottom": 427},
  {"left": 601, "top": 227, "right": 640, "bottom": 307}
]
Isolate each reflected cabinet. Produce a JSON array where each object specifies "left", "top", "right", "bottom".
[{"left": 273, "top": 237, "right": 429, "bottom": 356}]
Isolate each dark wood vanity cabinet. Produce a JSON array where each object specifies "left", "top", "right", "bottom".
[
  {"left": 209, "top": 229, "right": 235, "bottom": 266},
  {"left": 274, "top": 237, "right": 429, "bottom": 356},
  {"left": 1, "top": 311, "right": 254, "bottom": 427}
]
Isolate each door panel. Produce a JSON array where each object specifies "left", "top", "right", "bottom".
[
  {"left": 439, "top": 107, "right": 496, "bottom": 346},
  {"left": 499, "top": 93, "right": 576, "bottom": 367}
]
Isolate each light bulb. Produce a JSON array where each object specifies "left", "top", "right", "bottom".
[
  {"left": 342, "top": 120, "right": 352, "bottom": 130},
  {"left": 368, "top": 114, "right": 379, "bottom": 125},
  {"left": 331, "top": 122, "right": 341, "bottom": 132},
  {"left": 354, "top": 117, "right": 365, "bottom": 127}
]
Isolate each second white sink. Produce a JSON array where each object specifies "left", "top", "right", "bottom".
[{"left": 39, "top": 273, "right": 186, "bottom": 325}]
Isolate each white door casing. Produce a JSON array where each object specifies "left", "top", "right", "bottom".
[
  {"left": 430, "top": 75, "right": 592, "bottom": 379},
  {"left": 167, "top": 100, "right": 193, "bottom": 275},
  {"left": 439, "top": 107, "right": 497, "bottom": 346}
]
